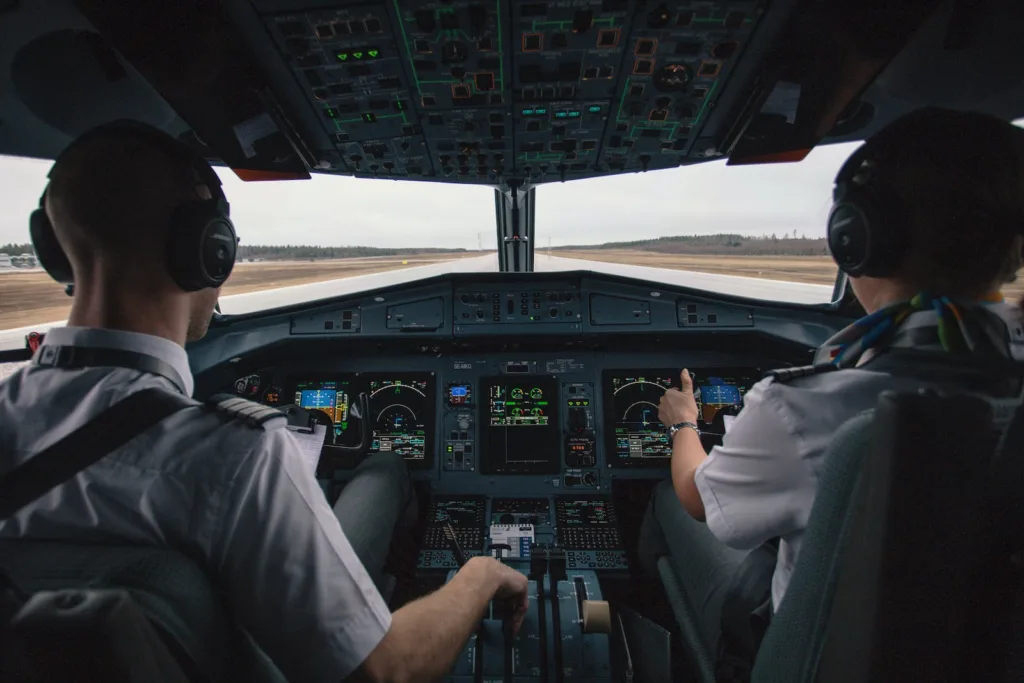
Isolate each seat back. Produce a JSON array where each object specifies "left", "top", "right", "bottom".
[
  {"left": 817, "top": 391, "right": 1023, "bottom": 682},
  {"left": 753, "top": 389, "right": 1024, "bottom": 683},
  {"left": 2, "top": 587, "right": 191, "bottom": 682},
  {"left": 0, "top": 541, "right": 286, "bottom": 683},
  {"left": 750, "top": 409, "right": 876, "bottom": 683}
]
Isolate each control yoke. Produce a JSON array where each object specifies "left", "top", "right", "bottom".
[
  {"left": 285, "top": 391, "right": 372, "bottom": 455},
  {"left": 336, "top": 392, "right": 372, "bottom": 454}
]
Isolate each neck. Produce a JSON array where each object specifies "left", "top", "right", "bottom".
[
  {"left": 66, "top": 276, "right": 189, "bottom": 346},
  {"left": 859, "top": 281, "right": 919, "bottom": 314}
]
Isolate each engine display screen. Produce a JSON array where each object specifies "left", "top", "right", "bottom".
[
  {"left": 480, "top": 376, "right": 560, "bottom": 474},
  {"left": 603, "top": 369, "right": 756, "bottom": 467},
  {"left": 293, "top": 378, "right": 356, "bottom": 446},
  {"left": 367, "top": 376, "right": 432, "bottom": 462}
]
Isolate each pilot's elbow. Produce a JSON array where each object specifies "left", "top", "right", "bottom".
[
  {"left": 674, "top": 474, "right": 706, "bottom": 521},
  {"left": 347, "top": 642, "right": 409, "bottom": 683}
]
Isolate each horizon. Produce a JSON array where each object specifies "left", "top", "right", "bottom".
[{"left": 0, "top": 229, "right": 829, "bottom": 254}]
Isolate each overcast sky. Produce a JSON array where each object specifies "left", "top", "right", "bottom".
[{"left": 0, "top": 140, "right": 881, "bottom": 249}]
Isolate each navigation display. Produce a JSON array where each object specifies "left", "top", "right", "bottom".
[
  {"left": 604, "top": 370, "right": 678, "bottom": 467},
  {"left": 603, "top": 369, "right": 757, "bottom": 467},
  {"left": 293, "top": 378, "right": 356, "bottom": 445},
  {"left": 480, "top": 376, "right": 560, "bottom": 474},
  {"left": 367, "top": 376, "right": 433, "bottom": 462}
]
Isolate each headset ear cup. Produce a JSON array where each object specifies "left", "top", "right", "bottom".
[
  {"left": 166, "top": 205, "right": 237, "bottom": 291},
  {"left": 828, "top": 182, "right": 908, "bottom": 279},
  {"left": 828, "top": 199, "right": 871, "bottom": 277},
  {"left": 29, "top": 208, "right": 74, "bottom": 284}
]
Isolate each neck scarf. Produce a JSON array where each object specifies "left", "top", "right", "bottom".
[{"left": 815, "top": 292, "right": 1012, "bottom": 368}]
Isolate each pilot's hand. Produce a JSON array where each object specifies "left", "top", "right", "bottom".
[
  {"left": 468, "top": 556, "right": 529, "bottom": 635},
  {"left": 659, "top": 369, "right": 699, "bottom": 426}
]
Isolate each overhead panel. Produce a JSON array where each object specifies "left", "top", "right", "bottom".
[{"left": 256, "top": 0, "right": 766, "bottom": 185}]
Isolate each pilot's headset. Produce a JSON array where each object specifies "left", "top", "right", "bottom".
[
  {"left": 29, "top": 119, "right": 238, "bottom": 292},
  {"left": 826, "top": 137, "right": 911, "bottom": 278}
]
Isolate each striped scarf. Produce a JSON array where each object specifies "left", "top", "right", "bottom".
[{"left": 814, "top": 292, "right": 1013, "bottom": 368}]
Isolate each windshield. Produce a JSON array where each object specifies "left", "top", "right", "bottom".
[
  {"left": 534, "top": 142, "right": 857, "bottom": 305},
  {"left": 3, "top": 133, "right": 1023, "bottom": 338}
]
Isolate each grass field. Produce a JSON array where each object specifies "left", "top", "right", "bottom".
[
  {"left": 554, "top": 250, "right": 1024, "bottom": 302},
  {"left": 2, "top": 251, "right": 1021, "bottom": 330}
]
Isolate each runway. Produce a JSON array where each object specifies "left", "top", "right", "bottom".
[{"left": 0, "top": 254, "right": 833, "bottom": 353}]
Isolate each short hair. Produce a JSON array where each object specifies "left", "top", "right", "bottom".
[
  {"left": 44, "top": 126, "right": 203, "bottom": 264},
  {"left": 864, "top": 107, "right": 1024, "bottom": 296}
]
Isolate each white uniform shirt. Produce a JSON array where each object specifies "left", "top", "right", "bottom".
[
  {"left": 695, "top": 303, "right": 1024, "bottom": 610},
  {"left": 0, "top": 326, "right": 390, "bottom": 681}
]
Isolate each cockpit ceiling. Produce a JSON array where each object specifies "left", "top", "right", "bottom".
[{"left": 2, "top": 0, "right": 1024, "bottom": 186}]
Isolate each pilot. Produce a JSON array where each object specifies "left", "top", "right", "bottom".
[
  {"left": 0, "top": 120, "right": 527, "bottom": 681},
  {"left": 640, "top": 107, "right": 1024, "bottom": 670}
]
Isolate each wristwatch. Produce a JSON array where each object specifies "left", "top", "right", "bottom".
[{"left": 668, "top": 421, "right": 700, "bottom": 441}]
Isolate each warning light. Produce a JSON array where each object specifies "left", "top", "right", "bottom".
[
  {"left": 368, "top": 49, "right": 379, "bottom": 58},
  {"left": 535, "top": 107, "right": 548, "bottom": 115},
  {"left": 361, "top": 112, "right": 377, "bottom": 123},
  {"left": 353, "top": 51, "right": 364, "bottom": 59},
  {"left": 336, "top": 52, "right": 349, "bottom": 61},
  {"left": 588, "top": 105, "right": 601, "bottom": 113},
  {"left": 522, "top": 108, "right": 535, "bottom": 116},
  {"left": 568, "top": 111, "right": 581, "bottom": 118},
  {"left": 555, "top": 111, "right": 568, "bottom": 118}
]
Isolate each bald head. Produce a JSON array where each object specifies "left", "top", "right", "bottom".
[
  {"left": 43, "top": 125, "right": 225, "bottom": 343},
  {"left": 45, "top": 127, "right": 209, "bottom": 279}
]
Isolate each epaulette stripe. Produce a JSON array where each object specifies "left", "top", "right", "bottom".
[
  {"left": 763, "top": 363, "right": 838, "bottom": 383},
  {"left": 205, "top": 393, "right": 285, "bottom": 429}
]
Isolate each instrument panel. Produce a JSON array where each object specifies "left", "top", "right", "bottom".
[
  {"left": 229, "top": 353, "right": 760, "bottom": 485},
  {"left": 289, "top": 373, "right": 436, "bottom": 467}
]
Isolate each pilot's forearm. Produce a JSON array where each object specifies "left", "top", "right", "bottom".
[
  {"left": 351, "top": 555, "right": 498, "bottom": 683},
  {"left": 671, "top": 427, "right": 707, "bottom": 521}
]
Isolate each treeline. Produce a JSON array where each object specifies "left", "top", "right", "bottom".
[
  {"left": 236, "top": 245, "right": 468, "bottom": 260},
  {"left": 0, "top": 243, "right": 469, "bottom": 260},
  {"left": 552, "top": 233, "right": 830, "bottom": 257}
]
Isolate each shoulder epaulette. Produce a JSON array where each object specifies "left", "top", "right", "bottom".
[
  {"left": 205, "top": 393, "right": 286, "bottom": 430},
  {"left": 763, "top": 363, "right": 839, "bottom": 384}
]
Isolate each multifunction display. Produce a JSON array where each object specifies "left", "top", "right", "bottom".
[{"left": 480, "top": 376, "right": 560, "bottom": 475}]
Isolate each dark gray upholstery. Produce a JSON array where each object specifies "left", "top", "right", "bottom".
[
  {"left": 750, "top": 410, "right": 875, "bottom": 683},
  {"left": 3, "top": 588, "right": 191, "bottom": 682},
  {"left": 755, "top": 389, "right": 1024, "bottom": 683},
  {"left": 0, "top": 541, "right": 285, "bottom": 683}
]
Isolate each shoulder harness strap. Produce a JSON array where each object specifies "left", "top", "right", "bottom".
[
  {"left": 763, "top": 363, "right": 840, "bottom": 384},
  {"left": 205, "top": 393, "right": 286, "bottom": 430}
]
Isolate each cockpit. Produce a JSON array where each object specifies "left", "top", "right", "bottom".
[{"left": 2, "top": 1, "right": 1024, "bottom": 682}]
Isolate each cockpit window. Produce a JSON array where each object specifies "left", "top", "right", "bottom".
[
  {"left": 3, "top": 121, "right": 1024, "bottom": 337},
  {"left": 534, "top": 142, "right": 857, "bottom": 305}
]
